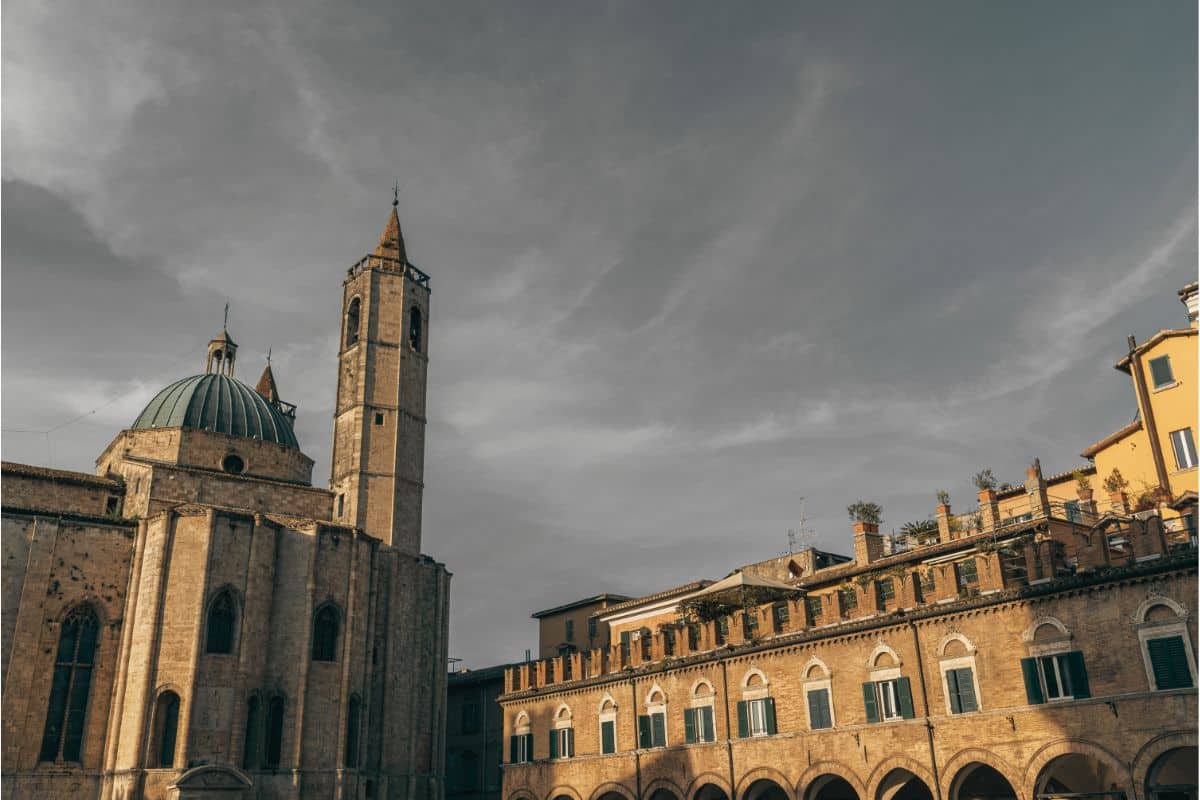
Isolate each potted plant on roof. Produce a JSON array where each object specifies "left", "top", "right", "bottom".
[
  {"left": 847, "top": 501, "right": 883, "bottom": 533},
  {"left": 1102, "top": 468, "right": 1129, "bottom": 513},
  {"left": 1073, "top": 469, "right": 1093, "bottom": 503}
]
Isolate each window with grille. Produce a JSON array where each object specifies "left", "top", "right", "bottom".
[
  {"left": 1149, "top": 355, "right": 1175, "bottom": 388},
  {"left": 39, "top": 605, "right": 99, "bottom": 763}
]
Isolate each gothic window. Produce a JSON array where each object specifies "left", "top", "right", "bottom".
[
  {"left": 311, "top": 604, "right": 340, "bottom": 662},
  {"left": 149, "top": 691, "right": 181, "bottom": 768},
  {"left": 205, "top": 590, "right": 237, "bottom": 654},
  {"left": 39, "top": 604, "right": 99, "bottom": 763},
  {"left": 345, "top": 696, "right": 362, "bottom": 768},
  {"left": 242, "top": 695, "right": 262, "bottom": 769},
  {"left": 345, "top": 297, "right": 362, "bottom": 348},
  {"left": 265, "top": 696, "right": 286, "bottom": 768},
  {"left": 408, "top": 306, "right": 423, "bottom": 352}
]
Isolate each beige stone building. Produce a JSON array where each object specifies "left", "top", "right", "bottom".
[
  {"left": 497, "top": 287, "right": 1199, "bottom": 800},
  {"left": 2, "top": 201, "right": 450, "bottom": 800}
]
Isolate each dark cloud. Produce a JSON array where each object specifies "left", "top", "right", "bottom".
[{"left": 3, "top": 0, "right": 1195, "bottom": 669}]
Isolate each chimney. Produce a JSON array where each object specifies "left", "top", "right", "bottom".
[
  {"left": 854, "top": 521, "right": 884, "bottom": 565},
  {"left": 936, "top": 501, "right": 952, "bottom": 542},
  {"left": 1180, "top": 281, "right": 1199, "bottom": 328},
  {"left": 978, "top": 489, "right": 1000, "bottom": 532}
]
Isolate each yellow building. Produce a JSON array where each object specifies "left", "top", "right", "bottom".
[{"left": 1083, "top": 281, "right": 1198, "bottom": 524}]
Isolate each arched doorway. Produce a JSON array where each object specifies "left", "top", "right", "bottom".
[
  {"left": 807, "top": 776, "right": 860, "bottom": 800},
  {"left": 1036, "top": 753, "right": 1126, "bottom": 800},
  {"left": 952, "top": 763, "right": 1017, "bottom": 800},
  {"left": 878, "top": 770, "right": 934, "bottom": 800},
  {"left": 745, "top": 780, "right": 789, "bottom": 800},
  {"left": 1146, "top": 747, "right": 1198, "bottom": 800},
  {"left": 696, "top": 786, "right": 732, "bottom": 800}
]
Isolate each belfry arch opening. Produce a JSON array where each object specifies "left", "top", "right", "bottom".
[
  {"left": 1145, "top": 747, "right": 1197, "bottom": 800},
  {"left": 877, "top": 769, "right": 934, "bottom": 800},
  {"left": 1035, "top": 753, "right": 1127, "bottom": 800},
  {"left": 952, "top": 763, "right": 1018, "bottom": 800},
  {"left": 345, "top": 297, "right": 362, "bottom": 347},
  {"left": 806, "top": 776, "right": 859, "bottom": 800}
]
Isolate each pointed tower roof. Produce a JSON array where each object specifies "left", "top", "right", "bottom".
[
  {"left": 255, "top": 360, "right": 280, "bottom": 405},
  {"left": 373, "top": 188, "right": 407, "bottom": 263}
]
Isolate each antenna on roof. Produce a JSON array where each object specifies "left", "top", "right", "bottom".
[{"left": 785, "top": 497, "right": 815, "bottom": 555}]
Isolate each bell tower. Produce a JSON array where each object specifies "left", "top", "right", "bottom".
[{"left": 329, "top": 192, "right": 431, "bottom": 554}]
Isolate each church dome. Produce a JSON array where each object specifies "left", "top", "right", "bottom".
[{"left": 132, "top": 373, "right": 300, "bottom": 448}]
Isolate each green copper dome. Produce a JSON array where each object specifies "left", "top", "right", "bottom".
[{"left": 132, "top": 374, "right": 299, "bottom": 448}]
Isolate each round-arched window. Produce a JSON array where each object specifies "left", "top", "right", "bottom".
[{"left": 222, "top": 454, "right": 246, "bottom": 475}]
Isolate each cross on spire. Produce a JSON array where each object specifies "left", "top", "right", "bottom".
[
  {"left": 392, "top": 180, "right": 399, "bottom": 208},
  {"left": 223, "top": 302, "right": 230, "bottom": 330}
]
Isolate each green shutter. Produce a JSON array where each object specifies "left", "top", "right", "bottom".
[
  {"left": 524, "top": 733, "right": 533, "bottom": 760},
  {"left": 637, "top": 715, "right": 652, "bottom": 748},
  {"left": 651, "top": 712, "right": 666, "bottom": 747},
  {"left": 946, "top": 670, "right": 962, "bottom": 714},
  {"left": 764, "top": 697, "right": 777, "bottom": 735},
  {"left": 601, "top": 720, "right": 615, "bottom": 754},
  {"left": 956, "top": 668, "right": 978, "bottom": 712},
  {"left": 701, "top": 706, "right": 715, "bottom": 741},
  {"left": 897, "top": 677, "right": 915, "bottom": 719},
  {"left": 509, "top": 735, "right": 517, "bottom": 763},
  {"left": 736, "top": 700, "right": 749, "bottom": 738},
  {"left": 1020, "top": 657, "right": 1044, "bottom": 704},
  {"left": 683, "top": 708, "right": 697, "bottom": 743},
  {"left": 567, "top": 728, "right": 574, "bottom": 757},
  {"left": 1065, "top": 651, "right": 1090, "bottom": 699},
  {"left": 862, "top": 683, "right": 879, "bottom": 723},
  {"left": 548, "top": 729, "right": 558, "bottom": 759},
  {"left": 808, "top": 689, "right": 831, "bottom": 729},
  {"left": 1148, "top": 636, "right": 1194, "bottom": 690}
]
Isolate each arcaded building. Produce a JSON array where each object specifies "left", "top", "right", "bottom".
[
  {"left": 2, "top": 201, "right": 450, "bottom": 800},
  {"left": 497, "top": 287, "right": 1199, "bottom": 800}
]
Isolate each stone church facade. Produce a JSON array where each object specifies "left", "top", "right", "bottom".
[{"left": 2, "top": 201, "right": 450, "bottom": 800}]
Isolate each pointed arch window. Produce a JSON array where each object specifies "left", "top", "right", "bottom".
[
  {"left": 408, "top": 306, "right": 423, "bottom": 353},
  {"left": 205, "top": 590, "right": 237, "bottom": 654},
  {"left": 39, "top": 605, "right": 99, "bottom": 763},
  {"left": 149, "top": 691, "right": 181, "bottom": 767},
  {"left": 345, "top": 297, "right": 362, "bottom": 348},
  {"left": 312, "top": 604, "right": 340, "bottom": 662},
  {"left": 265, "top": 696, "right": 286, "bottom": 769},
  {"left": 345, "top": 695, "right": 362, "bottom": 768},
  {"left": 242, "top": 695, "right": 263, "bottom": 769}
]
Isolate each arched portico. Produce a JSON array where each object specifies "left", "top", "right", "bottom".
[
  {"left": 1033, "top": 751, "right": 1129, "bottom": 800},
  {"left": 1144, "top": 746, "right": 1197, "bottom": 800},
  {"left": 876, "top": 769, "right": 935, "bottom": 800},
  {"left": 952, "top": 762, "right": 1020, "bottom": 800},
  {"left": 805, "top": 774, "right": 862, "bottom": 800},
  {"left": 690, "top": 777, "right": 734, "bottom": 800},
  {"left": 739, "top": 770, "right": 794, "bottom": 800}
]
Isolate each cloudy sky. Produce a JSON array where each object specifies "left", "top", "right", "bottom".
[{"left": 3, "top": 2, "right": 1196, "bottom": 668}]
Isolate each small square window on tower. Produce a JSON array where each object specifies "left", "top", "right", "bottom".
[{"left": 374, "top": 412, "right": 384, "bottom": 426}]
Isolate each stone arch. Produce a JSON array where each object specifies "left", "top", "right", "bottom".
[
  {"left": 1135, "top": 597, "right": 1189, "bottom": 623},
  {"left": 598, "top": 693, "right": 618, "bottom": 712},
  {"left": 738, "top": 767, "right": 796, "bottom": 800},
  {"left": 688, "top": 773, "right": 735, "bottom": 800},
  {"left": 644, "top": 778, "right": 687, "bottom": 800},
  {"left": 1023, "top": 738, "right": 1132, "bottom": 800},
  {"left": 1132, "top": 731, "right": 1198, "bottom": 799},
  {"left": 741, "top": 667, "right": 770, "bottom": 689},
  {"left": 941, "top": 748, "right": 1024, "bottom": 800},
  {"left": 867, "top": 642, "right": 902, "bottom": 670},
  {"left": 554, "top": 703, "right": 573, "bottom": 721},
  {"left": 546, "top": 786, "right": 584, "bottom": 800},
  {"left": 507, "top": 788, "right": 538, "bottom": 800},
  {"left": 169, "top": 764, "right": 252, "bottom": 795},
  {"left": 691, "top": 678, "right": 717, "bottom": 697},
  {"left": 803, "top": 655, "right": 831, "bottom": 679},
  {"left": 868, "top": 758, "right": 938, "bottom": 800},
  {"left": 1022, "top": 617, "right": 1071, "bottom": 644},
  {"left": 938, "top": 632, "right": 978, "bottom": 657},
  {"left": 798, "top": 761, "right": 867, "bottom": 800},
  {"left": 589, "top": 782, "right": 637, "bottom": 800},
  {"left": 513, "top": 710, "right": 531, "bottom": 732},
  {"left": 645, "top": 683, "right": 668, "bottom": 705}
]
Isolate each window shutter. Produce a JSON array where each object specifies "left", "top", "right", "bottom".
[
  {"left": 701, "top": 706, "right": 716, "bottom": 741},
  {"left": 1020, "top": 658, "right": 1044, "bottom": 704},
  {"left": 897, "top": 677, "right": 915, "bottom": 719},
  {"left": 946, "top": 670, "right": 962, "bottom": 714},
  {"left": 549, "top": 729, "right": 558, "bottom": 759},
  {"left": 862, "top": 683, "right": 880, "bottom": 723},
  {"left": 683, "top": 708, "right": 697, "bottom": 743},
  {"left": 736, "top": 700, "right": 749, "bottom": 738},
  {"left": 567, "top": 728, "right": 575, "bottom": 757},
  {"left": 601, "top": 720, "right": 615, "bottom": 754},
  {"left": 764, "top": 697, "right": 777, "bottom": 735},
  {"left": 1065, "top": 651, "right": 1090, "bottom": 699},
  {"left": 1148, "top": 636, "right": 1194, "bottom": 690},
  {"left": 957, "top": 668, "right": 978, "bottom": 712},
  {"left": 638, "top": 715, "right": 652, "bottom": 749},
  {"left": 808, "top": 689, "right": 831, "bottom": 729},
  {"left": 524, "top": 733, "right": 534, "bottom": 761},
  {"left": 651, "top": 712, "right": 666, "bottom": 747}
]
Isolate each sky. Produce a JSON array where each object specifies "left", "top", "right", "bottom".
[{"left": 2, "top": 1, "right": 1196, "bottom": 669}]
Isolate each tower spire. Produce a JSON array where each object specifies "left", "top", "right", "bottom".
[{"left": 373, "top": 188, "right": 407, "bottom": 264}]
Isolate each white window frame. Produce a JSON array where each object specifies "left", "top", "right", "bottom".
[
  {"left": 644, "top": 686, "right": 668, "bottom": 748},
  {"left": 1170, "top": 428, "right": 1198, "bottom": 470},
  {"left": 598, "top": 699, "right": 618, "bottom": 755},
  {"left": 745, "top": 697, "right": 771, "bottom": 737},
  {"left": 552, "top": 726, "right": 573, "bottom": 759},
  {"left": 1149, "top": 355, "right": 1176, "bottom": 389},
  {"left": 876, "top": 678, "right": 902, "bottom": 721},
  {"left": 1134, "top": 599, "right": 1198, "bottom": 692},
  {"left": 513, "top": 712, "right": 532, "bottom": 763},
  {"left": 689, "top": 680, "right": 717, "bottom": 743},
  {"left": 1035, "top": 652, "right": 1075, "bottom": 702},
  {"left": 939, "top": 656, "right": 982, "bottom": 714},
  {"left": 804, "top": 679, "right": 835, "bottom": 730}
]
